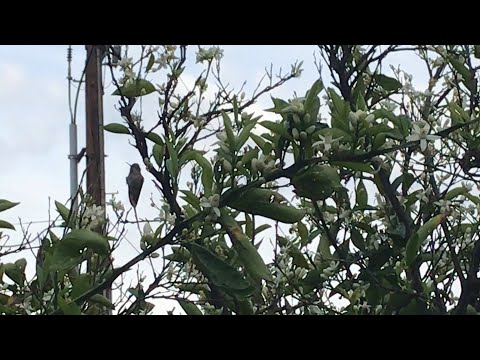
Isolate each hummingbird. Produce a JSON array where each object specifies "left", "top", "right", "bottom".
[{"left": 126, "top": 163, "right": 144, "bottom": 208}]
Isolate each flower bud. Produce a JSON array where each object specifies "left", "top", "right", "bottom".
[
  {"left": 293, "top": 114, "right": 301, "bottom": 125},
  {"left": 292, "top": 128, "right": 300, "bottom": 140},
  {"left": 303, "top": 113, "right": 312, "bottom": 125},
  {"left": 223, "top": 159, "right": 232, "bottom": 173},
  {"left": 348, "top": 111, "right": 359, "bottom": 125},
  {"left": 356, "top": 110, "right": 367, "bottom": 119},
  {"left": 365, "top": 114, "right": 375, "bottom": 124},
  {"left": 303, "top": 122, "right": 315, "bottom": 134}
]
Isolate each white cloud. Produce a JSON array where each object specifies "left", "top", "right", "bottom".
[{"left": 0, "top": 63, "right": 27, "bottom": 99}]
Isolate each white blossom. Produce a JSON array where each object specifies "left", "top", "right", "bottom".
[
  {"left": 313, "top": 134, "right": 343, "bottom": 152},
  {"left": 406, "top": 121, "right": 441, "bottom": 152},
  {"left": 200, "top": 194, "right": 221, "bottom": 217}
]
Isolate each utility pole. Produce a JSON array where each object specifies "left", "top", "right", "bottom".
[{"left": 85, "top": 45, "right": 111, "bottom": 314}]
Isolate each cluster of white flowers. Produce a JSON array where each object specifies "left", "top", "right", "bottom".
[
  {"left": 406, "top": 120, "right": 441, "bottom": 152},
  {"left": 382, "top": 100, "right": 398, "bottom": 112},
  {"left": 117, "top": 56, "right": 136, "bottom": 85},
  {"left": 196, "top": 46, "right": 224, "bottom": 63},
  {"left": 192, "top": 116, "right": 206, "bottom": 130},
  {"left": 158, "top": 202, "right": 176, "bottom": 225},
  {"left": 17, "top": 296, "right": 35, "bottom": 315},
  {"left": 349, "top": 110, "right": 376, "bottom": 128},
  {"left": 353, "top": 301, "right": 371, "bottom": 313},
  {"left": 416, "top": 186, "right": 433, "bottom": 203},
  {"left": 81, "top": 205, "right": 105, "bottom": 230},
  {"left": 367, "top": 233, "right": 382, "bottom": 251},
  {"left": 107, "top": 196, "right": 124, "bottom": 213},
  {"left": 200, "top": 194, "right": 221, "bottom": 219},
  {"left": 282, "top": 98, "right": 305, "bottom": 115},
  {"left": 251, "top": 154, "right": 277, "bottom": 175},
  {"left": 434, "top": 199, "right": 452, "bottom": 214},
  {"left": 313, "top": 133, "right": 343, "bottom": 153},
  {"left": 321, "top": 261, "right": 339, "bottom": 278},
  {"left": 184, "top": 261, "right": 201, "bottom": 279},
  {"left": 290, "top": 61, "right": 304, "bottom": 78}
]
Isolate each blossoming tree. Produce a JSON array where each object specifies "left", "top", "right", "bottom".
[{"left": 2, "top": 45, "right": 480, "bottom": 315}]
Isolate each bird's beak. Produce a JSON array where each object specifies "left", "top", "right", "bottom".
[{"left": 126, "top": 162, "right": 131, "bottom": 167}]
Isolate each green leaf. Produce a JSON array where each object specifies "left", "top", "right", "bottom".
[
  {"left": 221, "top": 111, "right": 236, "bottom": 150},
  {"left": 178, "top": 300, "right": 203, "bottom": 315},
  {"left": 188, "top": 243, "right": 252, "bottom": 296},
  {"left": 245, "top": 214, "right": 253, "bottom": 238},
  {"left": 71, "top": 274, "right": 91, "bottom": 299},
  {"left": 146, "top": 53, "right": 155, "bottom": 72},
  {"left": 228, "top": 189, "right": 306, "bottom": 224},
  {"left": 466, "top": 304, "right": 479, "bottom": 315},
  {"left": 55, "top": 201, "right": 71, "bottom": 223},
  {"left": 0, "top": 200, "right": 19, "bottom": 213},
  {"left": 289, "top": 246, "right": 310, "bottom": 269},
  {"left": 250, "top": 133, "right": 266, "bottom": 151},
  {"left": 374, "top": 74, "right": 402, "bottom": 92},
  {"left": 4, "top": 263, "right": 25, "bottom": 286},
  {"left": 237, "top": 121, "right": 257, "bottom": 150},
  {"left": 152, "top": 144, "right": 164, "bottom": 167},
  {"left": 146, "top": 132, "right": 164, "bottom": 145},
  {"left": 165, "top": 138, "right": 178, "bottom": 177},
  {"left": 221, "top": 215, "right": 272, "bottom": 282},
  {"left": 353, "top": 221, "right": 376, "bottom": 235},
  {"left": 266, "top": 97, "right": 290, "bottom": 114},
  {"left": 316, "top": 127, "right": 352, "bottom": 143},
  {"left": 356, "top": 180, "right": 368, "bottom": 208},
  {"left": 351, "top": 228, "right": 365, "bottom": 251},
  {"left": 475, "top": 46, "right": 480, "bottom": 60},
  {"left": 406, "top": 214, "right": 446, "bottom": 266},
  {"left": 449, "top": 57, "right": 472, "bottom": 86},
  {"left": 398, "top": 299, "right": 428, "bottom": 315},
  {"left": 297, "top": 221, "right": 308, "bottom": 246},
  {"left": 180, "top": 190, "right": 201, "bottom": 211},
  {"left": 241, "top": 147, "right": 259, "bottom": 165},
  {"left": 103, "top": 123, "right": 130, "bottom": 134},
  {"left": 89, "top": 294, "right": 115, "bottom": 310},
  {"left": 180, "top": 150, "right": 213, "bottom": 197},
  {"left": 112, "top": 79, "right": 156, "bottom": 97},
  {"left": 254, "top": 224, "right": 271, "bottom": 236},
  {"left": 329, "top": 88, "right": 346, "bottom": 114},
  {"left": 127, "top": 287, "right": 142, "bottom": 299},
  {"left": 372, "top": 133, "right": 387, "bottom": 150},
  {"left": 444, "top": 187, "right": 479, "bottom": 203},
  {"left": 443, "top": 187, "right": 462, "bottom": 201},
  {"left": 237, "top": 298, "right": 255, "bottom": 315},
  {"left": 260, "top": 121, "right": 292, "bottom": 140},
  {"left": 356, "top": 94, "right": 367, "bottom": 111},
  {"left": 58, "top": 296, "right": 82, "bottom": 315},
  {"left": 305, "top": 79, "right": 323, "bottom": 119},
  {"left": 315, "top": 233, "right": 333, "bottom": 265},
  {"left": 15, "top": 258, "right": 26, "bottom": 272},
  {"left": 301, "top": 269, "right": 323, "bottom": 293},
  {"left": 0, "top": 220, "right": 15, "bottom": 230},
  {"left": 233, "top": 96, "right": 239, "bottom": 125},
  {"left": 62, "top": 229, "right": 110, "bottom": 256},
  {"left": 291, "top": 165, "right": 342, "bottom": 201}
]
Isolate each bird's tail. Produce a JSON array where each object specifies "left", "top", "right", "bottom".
[{"left": 134, "top": 206, "right": 142, "bottom": 235}]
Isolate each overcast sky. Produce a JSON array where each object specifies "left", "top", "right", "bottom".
[{"left": 0, "top": 45, "right": 429, "bottom": 314}]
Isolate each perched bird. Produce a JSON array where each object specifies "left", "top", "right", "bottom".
[{"left": 126, "top": 163, "right": 144, "bottom": 208}]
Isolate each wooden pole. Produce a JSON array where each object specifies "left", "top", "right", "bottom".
[{"left": 85, "top": 45, "right": 111, "bottom": 314}]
